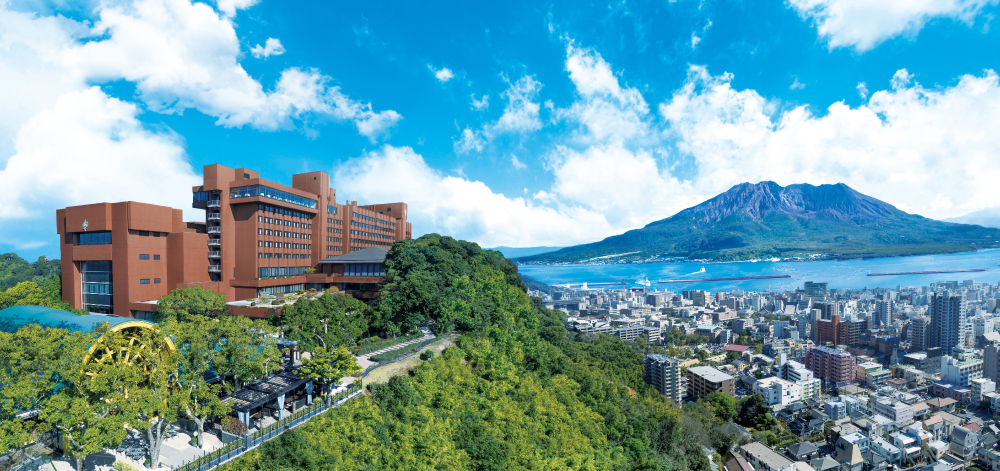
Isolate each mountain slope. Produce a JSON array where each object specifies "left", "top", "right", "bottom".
[
  {"left": 944, "top": 207, "right": 1000, "bottom": 229},
  {"left": 517, "top": 182, "right": 1000, "bottom": 263}
]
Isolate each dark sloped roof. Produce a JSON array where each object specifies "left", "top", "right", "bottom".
[
  {"left": 318, "top": 246, "right": 389, "bottom": 264},
  {"left": 0, "top": 305, "right": 148, "bottom": 334},
  {"left": 787, "top": 442, "right": 819, "bottom": 457}
]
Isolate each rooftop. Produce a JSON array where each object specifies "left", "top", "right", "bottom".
[
  {"left": 689, "top": 366, "right": 735, "bottom": 382},
  {"left": 741, "top": 443, "right": 793, "bottom": 470}
]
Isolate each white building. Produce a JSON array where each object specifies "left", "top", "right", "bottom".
[
  {"left": 941, "top": 350, "right": 984, "bottom": 387},
  {"left": 970, "top": 377, "right": 996, "bottom": 403},
  {"left": 755, "top": 377, "right": 802, "bottom": 406},
  {"left": 874, "top": 398, "right": 914, "bottom": 426}
]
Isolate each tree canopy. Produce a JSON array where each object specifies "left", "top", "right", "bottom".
[{"left": 156, "top": 286, "right": 227, "bottom": 321}]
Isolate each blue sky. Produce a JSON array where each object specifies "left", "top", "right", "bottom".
[{"left": 4, "top": 0, "right": 1000, "bottom": 260}]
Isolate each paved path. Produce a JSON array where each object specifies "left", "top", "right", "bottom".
[{"left": 355, "top": 328, "right": 435, "bottom": 371}]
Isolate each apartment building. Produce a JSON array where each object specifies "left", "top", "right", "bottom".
[
  {"left": 57, "top": 164, "right": 411, "bottom": 316},
  {"left": 687, "top": 366, "right": 735, "bottom": 399},
  {"left": 755, "top": 377, "right": 802, "bottom": 406},
  {"left": 645, "top": 354, "right": 683, "bottom": 404},
  {"left": 803, "top": 345, "right": 857, "bottom": 387},
  {"left": 941, "top": 350, "right": 984, "bottom": 387},
  {"left": 873, "top": 398, "right": 914, "bottom": 425}
]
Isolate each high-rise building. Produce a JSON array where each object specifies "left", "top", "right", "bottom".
[
  {"left": 809, "top": 308, "right": 821, "bottom": 342},
  {"left": 930, "top": 291, "right": 968, "bottom": 352},
  {"left": 875, "top": 300, "right": 894, "bottom": 327},
  {"left": 645, "top": 354, "right": 683, "bottom": 404},
  {"left": 983, "top": 332, "right": 1000, "bottom": 383},
  {"left": 803, "top": 345, "right": 857, "bottom": 387},
  {"left": 57, "top": 164, "right": 412, "bottom": 317},
  {"left": 814, "top": 301, "right": 841, "bottom": 320},
  {"left": 910, "top": 316, "right": 931, "bottom": 352}
]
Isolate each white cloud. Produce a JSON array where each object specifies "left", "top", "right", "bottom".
[
  {"left": 455, "top": 75, "right": 542, "bottom": 153},
  {"left": 214, "top": 0, "right": 257, "bottom": 17},
  {"left": 856, "top": 81, "right": 869, "bottom": 99},
  {"left": 691, "top": 32, "right": 701, "bottom": 48},
  {"left": 790, "top": 77, "right": 806, "bottom": 90},
  {"left": 333, "top": 146, "right": 612, "bottom": 247},
  {"left": 63, "top": 0, "right": 400, "bottom": 136},
  {"left": 789, "top": 0, "right": 998, "bottom": 51},
  {"left": 471, "top": 94, "right": 489, "bottom": 110},
  {"left": 511, "top": 154, "right": 527, "bottom": 170},
  {"left": 0, "top": 0, "right": 401, "bottom": 234},
  {"left": 658, "top": 65, "right": 1000, "bottom": 218},
  {"left": 431, "top": 66, "right": 454, "bottom": 83},
  {"left": 557, "top": 44, "right": 650, "bottom": 143},
  {"left": 0, "top": 88, "right": 200, "bottom": 219},
  {"left": 250, "top": 37, "right": 285, "bottom": 58}
]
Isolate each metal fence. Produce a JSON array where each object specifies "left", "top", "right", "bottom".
[{"left": 173, "top": 382, "right": 363, "bottom": 471}]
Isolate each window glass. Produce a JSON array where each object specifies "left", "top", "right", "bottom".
[
  {"left": 154, "top": 254, "right": 160, "bottom": 260},
  {"left": 139, "top": 254, "right": 149, "bottom": 260},
  {"left": 229, "top": 184, "right": 317, "bottom": 208},
  {"left": 77, "top": 231, "right": 112, "bottom": 245},
  {"left": 140, "top": 279, "right": 150, "bottom": 284},
  {"left": 154, "top": 278, "right": 161, "bottom": 284}
]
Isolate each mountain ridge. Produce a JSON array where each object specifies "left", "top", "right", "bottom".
[{"left": 517, "top": 182, "right": 1000, "bottom": 264}]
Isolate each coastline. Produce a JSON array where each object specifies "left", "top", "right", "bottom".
[{"left": 514, "top": 246, "right": 998, "bottom": 267}]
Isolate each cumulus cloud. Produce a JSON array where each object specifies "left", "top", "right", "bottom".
[
  {"left": 333, "top": 146, "right": 612, "bottom": 247},
  {"left": 0, "top": 88, "right": 200, "bottom": 219},
  {"left": 64, "top": 0, "right": 400, "bottom": 135},
  {"left": 789, "top": 0, "right": 998, "bottom": 51},
  {"left": 250, "top": 37, "right": 285, "bottom": 58},
  {"left": 557, "top": 44, "right": 650, "bottom": 143},
  {"left": 430, "top": 66, "right": 454, "bottom": 83},
  {"left": 455, "top": 75, "right": 542, "bottom": 153},
  {"left": 659, "top": 65, "right": 1000, "bottom": 218}
]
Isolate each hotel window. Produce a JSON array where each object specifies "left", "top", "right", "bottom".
[
  {"left": 259, "top": 216, "right": 263, "bottom": 222},
  {"left": 77, "top": 231, "right": 112, "bottom": 246},
  {"left": 259, "top": 253, "right": 263, "bottom": 258},
  {"left": 154, "top": 278, "right": 160, "bottom": 284},
  {"left": 258, "top": 241, "right": 263, "bottom": 247},
  {"left": 259, "top": 228, "right": 263, "bottom": 235},
  {"left": 140, "top": 279, "right": 150, "bottom": 284},
  {"left": 154, "top": 254, "right": 160, "bottom": 260},
  {"left": 139, "top": 254, "right": 150, "bottom": 260}
]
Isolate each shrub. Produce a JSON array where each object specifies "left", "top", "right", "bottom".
[
  {"left": 221, "top": 416, "right": 248, "bottom": 436},
  {"left": 420, "top": 350, "right": 435, "bottom": 361},
  {"left": 113, "top": 462, "right": 140, "bottom": 471}
]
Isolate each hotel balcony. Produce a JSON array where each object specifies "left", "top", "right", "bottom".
[
  {"left": 207, "top": 226, "right": 222, "bottom": 234},
  {"left": 208, "top": 265, "right": 222, "bottom": 273},
  {"left": 208, "top": 251, "right": 221, "bottom": 258},
  {"left": 207, "top": 200, "right": 221, "bottom": 208},
  {"left": 207, "top": 212, "right": 221, "bottom": 221},
  {"left": 208, "top": 239, "right": 221, "bottom": 247}
]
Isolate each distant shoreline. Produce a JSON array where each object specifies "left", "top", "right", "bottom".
[{"left": 514, "top": 246, "right": 998, "bottom": 267}]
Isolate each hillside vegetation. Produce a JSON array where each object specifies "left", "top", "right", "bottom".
[
  {"left": 220, "top": 234, "right": 739, "bottom": 470},
  {"left": 0, "top": 253, "right": 61, "bottom": 291},
  {"left": 518, "top": 182, "right": 1000, "bottom": 263}
]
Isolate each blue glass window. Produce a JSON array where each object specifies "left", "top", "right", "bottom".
[
  {"left": 229, "top": 185, "right": 317, "bottom": 209},
  {"left": 193, "top": 191, "right": 209, "bottom": 203},
  {"left": 140, "top": 279, "right": 150, "bottom": 284},
  {"left": 81, "top": 261, "right": 113, "bottom": 314},
  {"left": 139, "top": 254, "right": 150, "bottom": 260},
  {"left": 77, "top": 231, "right": 111, "bottom": 245}
]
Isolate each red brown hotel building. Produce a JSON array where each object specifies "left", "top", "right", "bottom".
[{"left": 56, "top": 164, "right": 411, "bottom": 318}]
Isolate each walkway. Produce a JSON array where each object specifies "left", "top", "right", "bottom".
[{"left": 355, "top": 328, "right": 435, "bottom": 371}]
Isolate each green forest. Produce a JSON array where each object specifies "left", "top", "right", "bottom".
[
  {"left": 221, "top": 234, "right": 745, "bottom": 471},
  {"left": 0, "top": 253, "right": 85, "bottom": 315}
]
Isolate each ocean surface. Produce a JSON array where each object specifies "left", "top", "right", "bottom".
[{"left": 517, "top": 249, "right": 1000, "bottom": 292}]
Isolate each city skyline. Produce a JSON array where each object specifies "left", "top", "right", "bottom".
[{"left": 4, "top": 0, "right": 1000, "bottom": 259}]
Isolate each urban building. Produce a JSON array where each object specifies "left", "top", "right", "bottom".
[
  {"left": 930, "top": 291, "right": 967, "bottom": 352},
  {"left": 57, "top": 164, "right": 412, "bottom": 316},
  {"left": 803, "top": 345, "right": 857, "bottom": 387},
  {"left": 873, "top": 398, "right": 914, "bottom": 426},
  {"left": 875, "top": 300, "right": 894, "bottom": 327},
  {"left": 910, "top": 316, "right": 931, "bottom": 352},
  {"left": 687, "top": 366, "right": 735, "bottom": 399},
  {"left": 740, "top": 443, "right": 794, "bottom": 471},
  {"left": 755, "top": 377, "right": 802, "bottom": 406},
  {"left": 984, "top": 332, "right": 1000, "bottom": 382},
  {"left": 940, "top": 349, "right": 983, "bottom": 387},
  {"left": 645, "top": 354, "right": 683, "bottom": 404}
]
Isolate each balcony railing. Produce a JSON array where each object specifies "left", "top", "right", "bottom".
[
  {"left": 207, "top": 200, "right": 221, "bottom": 208},
  {"left": 208, "top": 251, "right": 221, "bottom": 258},
  {"left": 208, "top": 265, "right": 222, "bottom": 273},
  {"left": 208, "top": 239, "right": 221, "bottom": 247},
  {"left": 207, "top": 212, "right": 221, "bottom": 221},
  {"left": 207, "top": 226, "right": 222, "bottom": 234}
]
